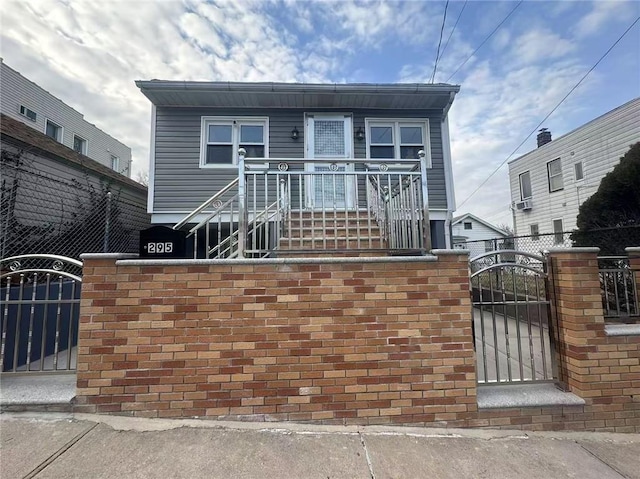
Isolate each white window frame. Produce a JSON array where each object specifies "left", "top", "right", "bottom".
[
  {"left": 547, "top": 158, "right": 564, "bottom": 192},
  {"left": 365, "top": 118, "right": 432, "bottom": 168},
  {"left": 552, "top": 218, "right": 564, "bottom": 244},
  {"left": 199, "top": 116, "right": 269, "bottom": 168},
  {"left": 73, "top": 134, "right": 88, "bottom": 155},
  {"left": 111, "top": 154, "right": 120, "bottom": 172},
  {"left": 44, "top": 119, "right": 63, "bottom": 143},
  {"left": 19, "top": 105, "right": 37, "bottom": 122},
  {"left": 574, "top": 161, "right": 584, "bottom": 182},
  {"left": 530, "top": 223, "right": 539, "bottom": 241},
  {"left": 519, "top": 171, "right": 532, "bottom": 200}
]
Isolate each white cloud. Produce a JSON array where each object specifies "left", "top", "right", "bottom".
[
  {"left": 511, "top": 28, "right": 575, "bottom": 65},
  {"left": 574, "top": 0, "right": 637, "bottom": 38}
]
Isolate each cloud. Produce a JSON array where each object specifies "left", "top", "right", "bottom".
[
  {"left": 510, "top": 28, "right": 575, "bottom": 64},
  {"left": 574, "top": 0, "right": 637, "bottom": 38}
]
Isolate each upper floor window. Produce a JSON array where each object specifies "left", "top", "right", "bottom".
[
  {"left": 519, "top": 171, "right": 532, "bottom": 200},
  {"left": 19, "top": 105, "right": 36, "bottom": 122},
  {"left": 200, "top": 117, "right": 268, "bottom": 167},
  {"left": 464, "top": 222, "right": 472, "bottom": 230},
  {"left": 574, "top": 161, "right": 584, "bottom": 181},
  {"left": 547, "top": 158, "right": 563, "bottom": 192},
  {"left": 111, "top": 154, "right": 120, "bottom": 172},
  {"left": 45, "top": 119, "right": 62, "bottom": 142},
  {"left": 367, "top": 120, "right": 431, "bottom": 166},
  {"left": 73, "top": 135, "right": 87, "bottom": 155}
]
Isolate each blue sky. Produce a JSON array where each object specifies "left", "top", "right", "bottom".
[{"left": 1, "top": 0, "right": 639, "bottom": 226}]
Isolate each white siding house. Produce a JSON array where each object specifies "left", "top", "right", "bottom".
[
  {"left": 508, "top": 98, "right": 640, "bottom": 238},
  {"left": 0, "top": 59, "right": 132, "bottom": 176},
  {"left": 452, "top": 213, "right": 508, "bottom": 256}
]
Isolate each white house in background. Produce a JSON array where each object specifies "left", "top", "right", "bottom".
[
  {"left": 0, "top": 58, "right": 132, "bottom": 176},
  {"left": 508, "top": 98, "right": 640, "bottom": 240},
  {"left": 452, "top": 213, "right": 508, "bottom": 254}
]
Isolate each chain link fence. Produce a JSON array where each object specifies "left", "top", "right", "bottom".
[
  {"left": 456, "top": 226, "right": 640, "bottom": 259},
  {"left": 1, "top": 146, "right": 150, "bottom": 260}
]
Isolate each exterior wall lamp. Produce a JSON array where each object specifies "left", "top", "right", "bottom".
[
  {"left": 355, "top": 126, "right": 365, "bottom": 142},
  {"left": 291, "top": 127, "right": 299, "bottom": 140}
]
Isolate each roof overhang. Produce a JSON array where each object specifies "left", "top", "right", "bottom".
[{"left": 135, "top": 81, "right": 460, "bottom": 111}]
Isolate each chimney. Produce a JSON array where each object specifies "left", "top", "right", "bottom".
[{"left": 537, "top": 128, "right": 552, "bottom": 148}]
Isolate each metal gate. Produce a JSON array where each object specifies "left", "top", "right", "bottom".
[
  {"left": 0, "top": 255, "right": 82, "bottom": 373},
  {"left": 470, "top": 251, "right": 557, "bottom": 384}
]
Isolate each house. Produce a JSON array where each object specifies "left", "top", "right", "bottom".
[
  {"left": 451, "top": 213, "right": 508, "bottom": 255},
  {"left": 0, "top": 114, "right": 149, "bottom": 259},
  {"left": 135, "top": 81, "right": 459, "bottom": 257},
  {"left": 0, "top": 59, "right": 132, "bottom": 176},
  {"left": 508, "top": 98, "right": 640, "bottom": 241}
]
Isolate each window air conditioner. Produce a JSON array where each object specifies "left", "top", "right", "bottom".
[{"left": 515, "top": 199, "right": 532, "bottom": 211}]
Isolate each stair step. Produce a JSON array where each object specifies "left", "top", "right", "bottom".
[{"left": 279, "top": 238, "right": 386, "bottom": 250}]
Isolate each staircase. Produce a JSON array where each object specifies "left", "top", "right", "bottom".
[{"left": 277, "top": 210, "right": 386, "bottom": 257}]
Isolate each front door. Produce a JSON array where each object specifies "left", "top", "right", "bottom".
[{"left": 305, "top": 114, "right": 355, "bottom": 210}]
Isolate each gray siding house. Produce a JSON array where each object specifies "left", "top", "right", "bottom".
[{"left": 136, "top": 81, "right": 459, "bottom": 256}]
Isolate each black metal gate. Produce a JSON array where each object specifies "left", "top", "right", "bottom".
[
  {"left": 0, "top": 255, "right": 81, "bottom": 373},
  {"left": 470, "top": 251, "right": 557, "bottom": 384}
]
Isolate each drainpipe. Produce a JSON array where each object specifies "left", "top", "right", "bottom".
[
  {"left": 444, "top": 213, "right": 452, "bottom": 250},
  {"left": 418, "top": 149, "right": 431, "bottom": 252}
]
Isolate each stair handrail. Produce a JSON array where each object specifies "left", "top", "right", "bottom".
[{"left": 173, "top": 177, "right": 239, "bottom": 231}]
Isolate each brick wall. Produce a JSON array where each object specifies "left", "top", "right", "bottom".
[
  {"left": 76, "top": 249, "right": 640, "bottom": 432},
  {"left": 76, "top": 253, "right": 477, "bottom": 424}
]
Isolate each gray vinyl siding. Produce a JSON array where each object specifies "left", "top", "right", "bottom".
[
  {"left": 154, "top": 107, "right": 448, "bottom": 212},
  {"left": 0, "top": 61, "right": 132, "bottom": 175}
]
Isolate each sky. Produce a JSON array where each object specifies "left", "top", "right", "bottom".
[{"left": 1, "top": 0, "right": 639, "bottom": 227}]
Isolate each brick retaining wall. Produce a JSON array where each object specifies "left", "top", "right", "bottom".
[{"left": 75, "top": 250, "right": 640, "bottom": 432}]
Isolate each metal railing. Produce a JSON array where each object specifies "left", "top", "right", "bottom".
[
  {"left": 0, "top": 255, "right": 81, "bottom": 373},
  {"left": 598, "top": 256, "right": 639, "bottom": 322},
  {"left": 175, "top": 149, "right": 431, "bottom": 258},
  {"left": 470, "top": 250, "right": 557, "bottom": 385}
]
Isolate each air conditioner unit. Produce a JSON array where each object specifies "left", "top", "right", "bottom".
[{"left": 515, "top": 199, "right": 532, "bottom": 211}]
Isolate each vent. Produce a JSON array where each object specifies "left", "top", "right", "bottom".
[{"left": 515, "top": 199, "right": 532, "bottom": 211}]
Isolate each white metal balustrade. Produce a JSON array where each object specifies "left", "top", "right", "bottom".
[{"left": 174, "top": 149, "right": 432, "bottom": 258}]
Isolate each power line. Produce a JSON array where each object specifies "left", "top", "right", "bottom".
[
  {"left": 456, "top": 15, "right": 640, "bottom": 210},
  {"left": 438, "top": 0, "right": 468, "bottom": 64},
  {"left": 430, "top": 0, "right": 450, "bottom": 83},
  {"left": 445, "top": 0, "right": 523, "bottom": 83}
]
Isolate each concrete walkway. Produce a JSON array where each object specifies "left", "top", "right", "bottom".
[{"left": 1, "top": 413, "right": 639, "bottom": 479}]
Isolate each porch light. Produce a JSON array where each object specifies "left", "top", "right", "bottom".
[
  {"left": 291, "top": 127, "right": 299, "bottom": 140},
  {"left": 355, "top": 126, "right": 365, "bottom": 142}
]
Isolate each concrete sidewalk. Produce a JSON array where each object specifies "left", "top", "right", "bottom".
[{"left": 2, "top": 413, "right": 639, "bottom": 479}]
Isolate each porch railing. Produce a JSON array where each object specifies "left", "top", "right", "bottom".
[{"left": 174, "top": 149, "right": 431, "bottom": 258}]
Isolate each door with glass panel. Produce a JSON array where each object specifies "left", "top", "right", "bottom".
[{"left": 305, "top": 115, "right": 354, "bottom": 210}]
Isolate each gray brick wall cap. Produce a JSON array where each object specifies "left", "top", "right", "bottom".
[
  {"left": 81, "top": 253, "right": 140, "bottom": 260},
  {"left": 116, "top": 255, "right": 438, "bottom": 266},
  {"left": 546, "top": 247, "right": 600, "bottom": 254}
]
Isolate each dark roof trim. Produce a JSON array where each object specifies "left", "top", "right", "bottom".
[{"left": 0, "top": 114, "right": 146, "bottom": 192}]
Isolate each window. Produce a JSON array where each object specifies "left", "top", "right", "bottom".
[
  {"left": 111, "top": 155, "right": 120, "bottom": 171},
  {"left": 19, "top": 105, "right": 36, "bottom": 121},
  {"left": 45, "top": 119, "right": 62, "bottom": 142},
  {"left": 574, "top": 161, "right": 584, "bottom": 181},
  {"left": 367, "top": 120, "right": 431, "bottom": 166},
  {"left": 464, "top": 222, "right": 472, "bottom": 230},
  {"left": 484, "top": 240, "right": 494, "bottom": 252},
  {"left": 530, "top": 224, "right": 539, "bottom": 241},
  {"left": 519, "top": 171, "right": 532, "bottom": 200},
  {"left": 547, "top": 158, "right": 563, "bottom": 192},
  {"left": 200, "top": 117, "right": 268, "bottom": 167},
  {"left": 553, "top": 219, "right": 564, "bottom": 244},
  {"left": 73, "top": 135, "right": 87, "bottom": 155}
]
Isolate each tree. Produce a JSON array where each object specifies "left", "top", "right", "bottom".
[
  {"left": 497, "top": 223, "right": 514, "bottom": 236},
  {"left": 571, "top": 142, "right": 640, "bottom": 254},
  {"left": 135, "top": 170, "right": 149, "bottom": 187}
]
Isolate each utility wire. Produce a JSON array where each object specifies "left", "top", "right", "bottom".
[
  {"left": 438, "top": 0, "right": 468, "bottom": 63},
  {"left": 430, "top": 0, "right": 450, "bottom": 83},
  {"left": 445, "top": 0, "right": 523, "bottom": 83},
  {"left": 456, "top": 15, "right": 640, "bottom": 210}
]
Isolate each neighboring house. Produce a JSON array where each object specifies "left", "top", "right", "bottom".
[
  {"left": 0, "top": 58, "right": 132, "bottom": 176},
  {"left": 508, "top": 98, "right": 640, "bottom": 240},
  {"left": 135, "top": 81, "right": 459, "bottom": 255},
  {"left": 451, "top": 213, "right": 508, "bottom": 253},
  {"left": 0, "top": 114, "right": 149, "bottom": 259}
]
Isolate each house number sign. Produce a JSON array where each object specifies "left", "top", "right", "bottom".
[{"left": 146, "top": 242, "right": 174, "bottom": 254}]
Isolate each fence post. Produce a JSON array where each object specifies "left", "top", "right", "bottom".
[
  {"left": 237, "top": 148, "right": 246, "bottom": 258},
  {"left": 103, "top": 191, "right": 112, "bottom": 253},
  {"left": 418, "top": 150, "right": 431, "bottom": 251}
]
